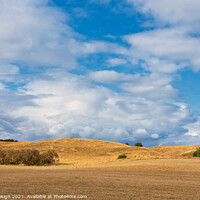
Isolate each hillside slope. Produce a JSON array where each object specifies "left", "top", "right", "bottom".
[{"left": 0, "top": 138, "right": 199, "bottom": 164}]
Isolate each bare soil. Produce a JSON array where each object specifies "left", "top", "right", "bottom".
[{"left": 0, "top": 159, "right": 200, "bottom": 200}]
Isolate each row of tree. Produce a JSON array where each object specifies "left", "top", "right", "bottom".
[
  {"left": 0, "top": 149, "right": 59, "bottom": 165},
  {"left": 0, "top": 139, "right": 18, "bottom": 142}
]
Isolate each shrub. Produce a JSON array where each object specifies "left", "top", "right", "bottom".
[
  {"left": 40, "top": 150, "right": 59, "bottom": 165},
  {"left": 125, "top": 143, "right": 129, "bottom": 145},
  {"left": 0, "top": 149, "right": 59, "bottom": 166},
  {"left": 118, "top": 154, "right": 127, "bottom": 159},
  {"left": 135, "top": 142, "right": 143, "bottom": 147},
  {"left": 22, "top": 149, "right": 42, "bottom": 166},
  {"left": 193, "top": 147, "right": 200, "bottom": 157},
  {"left": 0, "top": 150, "right": 10, "bottom": 165}
]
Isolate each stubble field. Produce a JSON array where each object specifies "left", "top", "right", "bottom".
[{"left": 0, "top": 159, "right": 200, "bottom": 200}]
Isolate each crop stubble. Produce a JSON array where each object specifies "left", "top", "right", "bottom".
[{"left": 0, "top": 159, "right": 200, "bottom": 200}]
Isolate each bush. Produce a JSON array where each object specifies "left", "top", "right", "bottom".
[
  {"left": 193, "top": 147, "right": 200, "bottom": 157},
  {"left": 22, "top": 149, "right": 42, "bottom": 166},
  {"left": 118, "top": 154, "right": 127, "bottom": 159},
  {"left": 125, "top": 143, "right": 129, "bottom": 145},
  {"left": 135, "top": 142, "right": 143, "bottom": 147},
  {"left": 40, "top": 150, "right": 59, "bottom": 165},
  {"left": 0, "top": 149, "right": 59, "bottom": 166}
]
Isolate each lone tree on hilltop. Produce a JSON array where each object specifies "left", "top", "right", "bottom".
[{"left": 135, "top": 142, "right": 143, "bottom": 147}]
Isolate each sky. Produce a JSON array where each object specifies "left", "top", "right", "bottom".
[{"left": 0, "top": 0, "right": 200, "bottom": 147}]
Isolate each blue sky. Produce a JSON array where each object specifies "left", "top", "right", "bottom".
[{"left": 0, "top": 0, "right": 200, "bottom": 146}]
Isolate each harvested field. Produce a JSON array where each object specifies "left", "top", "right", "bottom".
[{"left": 0, "top": 159, "right": 200, "bottom": 200}]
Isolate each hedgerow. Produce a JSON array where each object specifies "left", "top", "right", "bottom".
[
  {"left": 0, "top": 139, "right": 18, "bottom": 142},
  {"left": 0, "top": 149, "right": 59, "bottom": 166}
]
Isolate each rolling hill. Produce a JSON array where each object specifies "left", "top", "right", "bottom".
[{"left": 0, "top": 138, "right": 199, "bottom": 165}]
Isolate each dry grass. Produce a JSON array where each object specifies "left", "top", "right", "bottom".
[
  {"left": 0, "top": 138, "right": 199, "bottom": 165},
  {"left": 0, "top": 159, "right": 200, "bottom": 199},
  {"left": 0, "top": 139, "right": 200, "bottom": 199}
]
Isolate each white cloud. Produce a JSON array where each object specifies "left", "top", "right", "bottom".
[
  {"left": 184, "top": 117, "right": 200, "bottom": 137},
  {"left": 0, "top": 0, "right": 200, "bottom": 146},
  {"left": 123, "top": 28, "right": 200, "bottom": 72},
  {"left": 0, "top": 83, "right": 5, "bottom": 90},
  {"left": 0, "top": 0, "right": 122, "bottom": 69},
  {"left": 0, "top": 64, "right": 19, "bottom": 76},
  {"left": 119, "top": 1, "right": 200, "bottom": 145},
  {"left": 0, "top": 0, "right": 75, "bottom": 68},
  {"left": 104, "top": 34, "right": 117, "bottom": 40},
  {"left": 127, "top": 0, "right": 200, "bottom": 27},
  {"left": 134, "top": 128, "right": 148, "bottom": 138},
  {"left": 81, "top": 41, "right": 124, "bottom": 55},
  {"left": 121, "top": 73, "right": 177, "bottom": 99},
  {"left": 107, "top": 58, "right": 128, "bottom": 67},
  {"left": 88, "top": 70, "right": 132, "bottom": 84},
  {"left": 0, "top": 70, "right": 193, "bottom": 145},
  {"left": 142, "top": 58, "right": 183, "bottom": 74},
  {"left": 124, "top": 0, "right": 200, "bottom": 72},
  {"left": 0, "top": 63, "right": 19, "bottom": 78},
  {"left": 151, "top": 134, "right": 159, "bottom": 139}
]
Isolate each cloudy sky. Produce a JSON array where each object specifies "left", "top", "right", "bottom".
[{"left": 1, "top": 0, "right": 200, "bottom": 146}]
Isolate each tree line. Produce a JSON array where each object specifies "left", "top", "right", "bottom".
[{"left": 0, "top": 139, "right": 18, "bottom": 142}]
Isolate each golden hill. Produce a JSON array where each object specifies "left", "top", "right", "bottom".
[{"left": 0, "top": 138, "right": 199, "bottom": 165}]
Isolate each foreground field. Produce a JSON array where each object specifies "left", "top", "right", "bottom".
[{"left": 0, "top": 159, "right": 200, "bottom": 200}]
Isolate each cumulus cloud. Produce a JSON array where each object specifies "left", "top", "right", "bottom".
[
  {"left": 0, "top": 66, "right": 196, "bottom": 146},
  {"left": 124, "top": 0, "right": 200, "bottom": 72},
  {"left": 0, "top": 0, "right": 122, "bottom": 69},
  {"left": 127, "top": 0, "right": 200, "bottom": 27},
  {"left": 0, "top": 70, "right": 192, "bottom": 146},
  {"left": 0, "top": 0, "right": 200, "bottom": 146},
  {"left": 0, "top": 88, "right": 38, "bottom": 141},
  {"left": 0, "top": 0, "right": 76, "bottom": 68},
  {"left": 121, "top": 73, "right": 177, "bottom": 99},
  {"left": 123, "top": 28, "right": 200, "bottom": 72},
  {"left": 108, "top": 0, "right": 200, "bottom": 145},
  {"left": 184, "top": 117, "right": 200, "bottom": 137}
]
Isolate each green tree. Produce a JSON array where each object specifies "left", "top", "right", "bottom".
[
  {"left": 193, "top": 147, "right": 200, "bottom": 157},
  {"left": 135, "top": 142, "right": 143, "bottom": 147}
]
